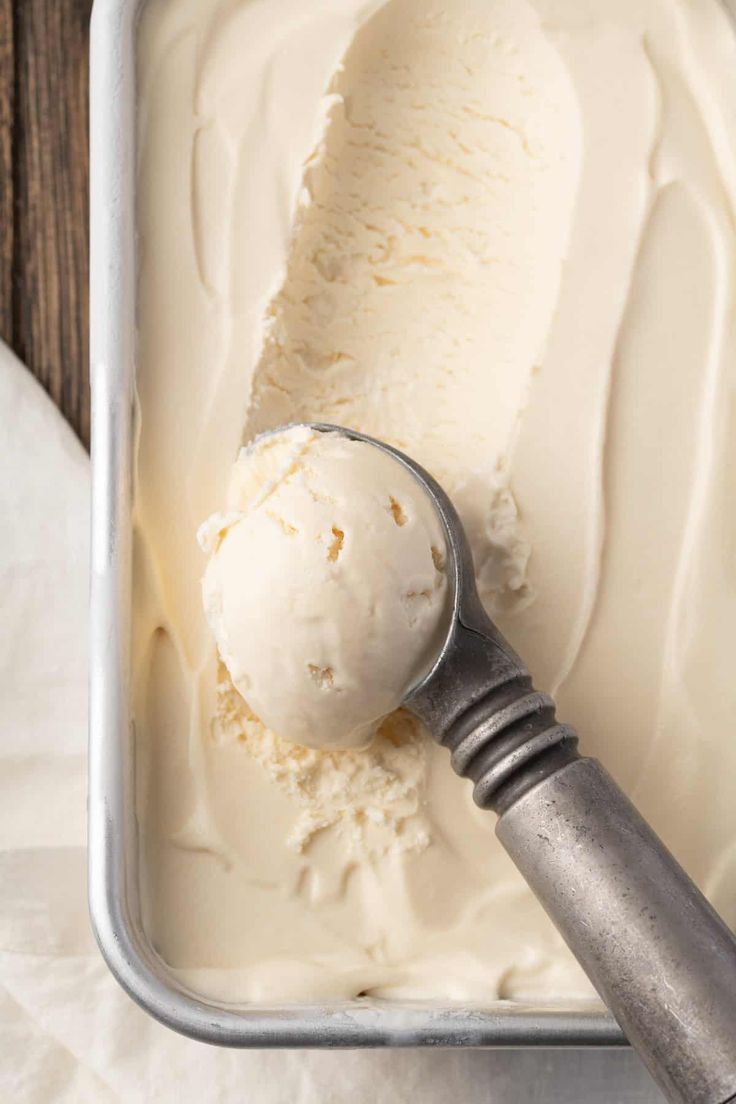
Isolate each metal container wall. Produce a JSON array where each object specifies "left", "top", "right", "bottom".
[{"left": 88, "top": 0, "right": 637, "bottom": 1048}]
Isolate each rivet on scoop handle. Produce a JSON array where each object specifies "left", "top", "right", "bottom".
[{"left": 408, "top": 612, "right": 736, "bottom": 1104}]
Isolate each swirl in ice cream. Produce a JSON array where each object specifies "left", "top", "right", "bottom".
[{"left": 133, "top": 0, "right": 736, "bottom": 1004}]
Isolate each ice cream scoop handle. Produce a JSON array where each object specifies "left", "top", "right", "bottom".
[
  {"left": 496, "top": 756, "right": 736, "bottom": 1104},
  {"left": 406, "top": 609, "right": 736, "bottom": 1102}
]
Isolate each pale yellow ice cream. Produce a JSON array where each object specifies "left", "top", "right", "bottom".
[
  {"left": 199, "top": 426, "right": 448, "bottom": 750},
  {"left": 134, "top": 0, "right": 736, "bottom": 1003}
]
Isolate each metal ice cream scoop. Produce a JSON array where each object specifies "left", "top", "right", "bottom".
[{"left": 308, "top": 422, "right": 736, "bottom": 1104}]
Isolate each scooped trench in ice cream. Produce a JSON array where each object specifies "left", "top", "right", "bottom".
[{"left": 199, "top": 425, "right": 450, "bottom": 750}]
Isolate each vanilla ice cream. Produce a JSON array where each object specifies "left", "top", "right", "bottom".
[
  {"left": 133, "top": 0, "right": 736, "bottom": 1003},
  {"left": 199, "top": 426, "right": 448, "bottom": 750}
]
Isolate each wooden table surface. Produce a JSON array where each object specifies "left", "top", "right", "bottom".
[{"left": 1, "top": 1, "right": 93, "bottom": 447}]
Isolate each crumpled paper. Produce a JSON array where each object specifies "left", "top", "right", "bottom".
[{"left": 0, "top": 340, "right": 662, "bottom": 1102}]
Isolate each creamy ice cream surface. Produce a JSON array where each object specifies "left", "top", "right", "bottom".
[
  {"left": 200, "top": 426, "right": 448, "bottom": 750},
  {"left": 134, "top": 0, "right": 736, "bottom": 1003}
]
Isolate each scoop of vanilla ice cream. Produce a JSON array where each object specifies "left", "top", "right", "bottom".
[{"left": 199, "top": 426, "right": 449, "bottom": 750}]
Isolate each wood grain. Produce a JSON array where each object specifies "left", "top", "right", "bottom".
[
  {"left": 1, "top": 0, "right": 93, "bottom": 447},
  {"left": 0, "top": 1, "right": 14, "bottom": 342}
]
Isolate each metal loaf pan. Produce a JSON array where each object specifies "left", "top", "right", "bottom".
[{"left": 88, "top": 0, "right": 625, "bottom": 1048}]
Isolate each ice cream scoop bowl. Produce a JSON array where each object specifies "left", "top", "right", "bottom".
[{"left": 295, "top": 422, "right": 736, "bottom": 1104}]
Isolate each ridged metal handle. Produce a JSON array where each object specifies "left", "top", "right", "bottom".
[
  {"left": 407, "top": 615, "right": 580, "bottom": 813},
  {"left": 407, "top": 617, "right": 736, "bottom": 1104}
]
